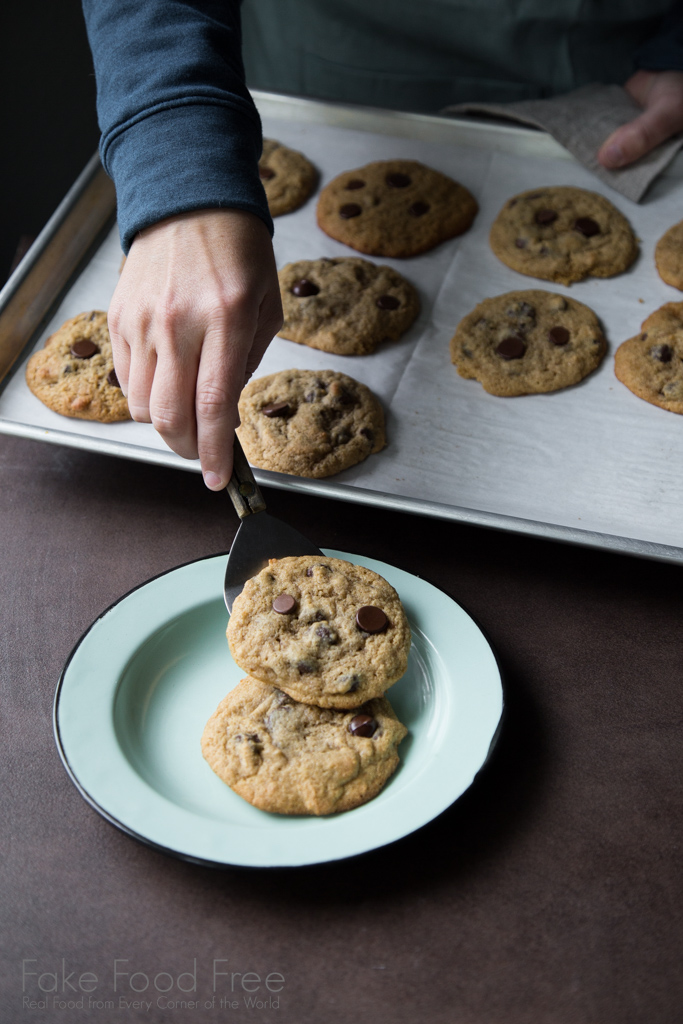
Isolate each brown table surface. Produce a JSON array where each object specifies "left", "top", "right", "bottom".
[{"left": 1, "top": 433, "right": 681, "bottom": 1024}]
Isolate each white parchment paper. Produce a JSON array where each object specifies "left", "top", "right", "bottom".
[{"left": 2, "top": 113, "right": 683, "bottom": 549}]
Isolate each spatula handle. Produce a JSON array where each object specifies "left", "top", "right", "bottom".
[{"left": 226, "top": 435, "right": 267, "bottom": 519}]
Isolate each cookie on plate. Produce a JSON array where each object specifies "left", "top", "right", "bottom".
[
  {"left": 25, "top": 311, "right": 129, "bottom": 422},
  {"left": 227, "top": 555, "right": 412, "bottom": 709},
  {"left": 489, "top": 186, "right": 638, "bottom": 286},
  {"left": 615, "top": 302, "right": 683, "bottom": 413},
  {"left": 237, "top": 368, "right": 385, "bottom": 478},
  {"left": 259, "top": 138, "right": 317, "bottom": 216},
  {"left": 316, "top": 159, "right": 478, "bottom": 258},
  {"left": 450, "top": 290, "right": 606, "bottom": 396},
  {"left": 278, "top": 256, "right": 420, "bottom": 355},
  {"left": 201, "top": 676, "right": 407, "bottom": 815},
  {"left": 655, "top": 220, "right": 683, "bottom": 290}
]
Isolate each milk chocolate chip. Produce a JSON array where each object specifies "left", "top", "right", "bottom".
[
  {"left": 348, "top": 714, "right": 378, "bottom": 738},
  {"left": 291, "top": 279, "right": 319, "bottom": 297},
  {"left": 262, "top": 401, "right": 291, "bottom": 418},
  {"left": 272, "top": 594, "right": 297, "bottom": 614},
  {"left": 339, "top": 204, "right": 362, "bottom": 219},
  {"left": 71, "top": 340, "right": 98, "bottom": 359},
  {"left": 356, "top": 606, "right": 388, "bottom": 633},
  {"left": 107, "top": 368, "right": 120, "bottom": 387},
  {"left": 496, "top": 335, "right": 525, "bottom": 360}
]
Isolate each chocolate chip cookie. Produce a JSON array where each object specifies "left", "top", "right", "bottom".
[
  {"left": 259, "top": 138, "right": 318, "bottom": 217},
  {"left": 316, "top": 159, "right": 478, "bottom": 258},
  {"left": 201, "top": 676, "right": 407, "bottom": 815},
  {"left": 615, "top": 302, "right": 683, "bottom": 413},
  {"left": 450, "top": 290, "right": 606, "bottom": 396},
  {"left": 489, "top": 187, "right": 638, "bottom": 286},
  {"left": 227, "top": 556, "right": 412, "bottom": 710},
  {"left": 278, "top": 257, "right": 420, "bottom": 355},
  {"left": 237, "top": 368, "right": 385, "bottom": 478},
  {"left": 25, "top": 311, "right": 129, "bottom": 422},
  {"left": 655, "top": 220, "right": 683, "bottom": 290}
]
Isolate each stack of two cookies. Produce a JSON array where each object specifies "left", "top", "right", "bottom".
[{"left": 201, "top": 556, "right": 411, "bottom": 816}]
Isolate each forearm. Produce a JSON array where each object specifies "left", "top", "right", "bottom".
[{"left": 82, "top": 0, "right": 272, "bottom": 251}]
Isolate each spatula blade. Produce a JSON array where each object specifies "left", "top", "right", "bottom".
[{"left": 224, "top": 511, "right": 323, "bottom": 612}]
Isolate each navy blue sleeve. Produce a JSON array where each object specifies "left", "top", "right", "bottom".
[
  {"left": 82, "top": 0, "right": 272, "bottom": 253},
  {"left": 635, "top": 1, "right": 683, "bottom": 72}
]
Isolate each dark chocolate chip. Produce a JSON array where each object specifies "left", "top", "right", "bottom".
[
  {"left": 315, "top": 625, "right": 337, "bottom": 642},
  {"left": 333, "top": 430, "right": 351, "bottom": 445},
  {"left": 515, "top": 238, "right": 527, "bottom": 249},
  {"left": 291, "top": 278, "right": 319, "bottom": 297},
  {"left": 641, "top": 333, "right": 648, "bottom": 341},
  {"left": 348, "top": 714, "right": 378, "bottom": 738},
  {"left": 651, "top": 344, "right": 673, "bottom": 363},
  {"left": 272, "top": 594, "right": 296, "bottom": 614},
  {"left": 356, "top": 606, "right": 388, "bottom": 633},
  {"left": 496, "top": 335, "right": 526, "bottom": 360},
  {"left": 516, "top": 302, "right": 536, "bottom": 318},
  {"left": 313, "top": 610, "right": 326, "bottom": 621},
  {"left": 305, "top": 567, "right": 314, "bottom": 577},
  {"left": 535, "top": 208, "right": 557, "bottom": 225},
  {"left": 107, "top": 368, "right": 120, "bottom": 387},
  {"left": 297, "top": 661, "right": 314, "bottom": 675},
  {"left": 71, "top": 339, "right": 99, "bottom": 359},
  {"left": 360, "top": 427, "right": 374, "bottom": 442},
  {"left": 259, "top": 166, "right": 275, "bottom": 180},
  {"left": 339, "top": 203, "right": 362, "bottom": 219},
  {"left": 574, "top": 217, "right": 600, "bottom": 237},
  {"left": 548, "top": 326, "right": 570, "bottom": 346},
  {"left": 262, "top": 401, "right": 291, "bottom": 418},
  {"left": 409, "top": 201, "right": 430, "bottom": 217},
  {"left": 386, "top": 172, "right": 411, "bottom": 188},
  {"left": 345, "top": 179, "right": 365, "bottom": 190},
  {"left": 376, "top": 294, "right": 400, "bottom": 310},
  {"left": 508, "top": 198, "right": 518, "bottom": 208}
]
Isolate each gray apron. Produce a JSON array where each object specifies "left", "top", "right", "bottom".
[{"left": 241, "top": 0, "right": 671, "bottom": 111}]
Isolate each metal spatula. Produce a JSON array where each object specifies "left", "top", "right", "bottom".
[{"left": 223, "top": 436, "right": 323, "bottom": 612}]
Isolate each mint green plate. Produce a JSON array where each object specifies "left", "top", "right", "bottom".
[{"left": 54, "top": 550, "right": 503, "bottom": 867}]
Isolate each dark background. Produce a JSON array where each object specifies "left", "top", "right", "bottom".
[{"left": 1, "top": 1, "right": 99, "bottom": 284}]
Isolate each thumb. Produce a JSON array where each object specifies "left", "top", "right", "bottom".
[{"left": 598, "top": 101, "right": 683, "bottom": 169}]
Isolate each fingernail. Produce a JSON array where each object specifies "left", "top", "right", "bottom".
[
  {"left": 602, "top": 143, "right": 625, "bottom": 167},
  {"left": 203, "top": 471, "right": 223, "bottom": 490}
]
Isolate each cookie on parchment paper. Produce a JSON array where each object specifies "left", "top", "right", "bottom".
[
  {"left": 489, "top": 186, "right": 638, "bottom": 286},
  {"left": 316, "top": 159, "right": 478, "bottom": 258},
  {"left": 450, "top": 290, "right": 606, "bottom": 396},
  {"left": 201, "top": 676, "right": 407, "bottom": 815},
  {"left": 259, "top": 138, "right": 318, "bottom": 217},
  {"left": 237, "top": 368, "right": 385, "bottom": 478},
  {"left": 615, "top": 302, "right": 683, "bottom": 414},
  {"left": 227, "top": 555, "right": 411, "bottom": 710},
  {"left": 25, "top": 311, "right": 129, "bottom": 423},
  {"left": 655, "top": 220, "right": 683, "bottom": 290},
  {"left": 278, "top": 256, "right": 420, "bottom": 355}
]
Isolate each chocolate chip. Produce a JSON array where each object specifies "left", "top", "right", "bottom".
[
  {"left": 107, "top": 368, "right": 120, "bottom": 387},
  {"left": 297, "top": 661, "right": 314, "bottom": 675},
  {"left": 515, "top": 238, "right": 527, "bottom": 249},
  {"left": 339, "top": 204, "right": 362, "bottom": 218},
  {"left": 376, "top": 295, "right": 400, "bottom": 310},
  {"left": 641, "top": 333, "right": 648, "bottom": 341},
  {"left": 496, "top": 335, "right": 526, "bottom": 360},
  {"left": 526, "top": 192, "right": 546, "bottom": 200},
  {"left": 313, "top": 610, "right": 326, "bottom": 621},
  {"left": 409, "top": 201, "right": 430, "bottom": 217},
  {"left": 348, "top": 715, "right": 378, "bottom": 738},
  {"left": 535, "top": 208, "right": 557, "bottom": 225},
  {"left": 291, "top": 278, "right": 319, "bottom": 297},
  {"left": 71, "top": 340, "right": 98, "bottom": 359},
  {"left": 345, "top": 179, "right": 365, "bottom": 190},
  {"left": 272, "top": 594, "right": 296, "bottom": 614},
  {"left": 508, "top": 198, "right": 518, "bottom": 208},
  {"left": 305, "top": 568, "right": 314, "bottom": 577},
  {"left": 356, "top": 606, "right": 388, "bottom": 633},
  {"left": 539, "top": 246, "right": 549, "bottom": 255},
  {"left": 333, "top": 430, "right": 351, "bottom": 445},
  {"left": 316, "top": 625, "right": 337, "bottom": 642},
  {"left": 262, "top": 401, "right": 291, "bottom": 418},
  {"left": 651, "top": 344, "right": 673, "bottom": 363},
  {"left": 548, "top": 326, "right": 570, "bottom": 346},
  {"left": 360, "top": 427, "right": 374, "bottom": 442},
  {"left": 574, "top": 217, "right": 600, "bottom": 237},
  {"left": 259, "top": 166, "right": 275, "bottom": 180},
  {"left": 386, "top": 172, "right": 411, "bottom": 188},
  {"left": 304, "top": 380, "right": 327, "bottom": 402},
  {"left": 516, "top": 302, "right": 536, "bottom": 318}
]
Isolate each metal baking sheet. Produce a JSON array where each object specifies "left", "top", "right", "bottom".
[{"left": 1, "top": 91, "right": 683, "bottom": 564}]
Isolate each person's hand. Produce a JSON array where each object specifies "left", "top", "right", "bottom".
[
  {"left": 108, "top": 208, "right": 283, "bottom": 489},
  {"left": 598, "top": 70, "right": 683, "bottom": 169}
]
